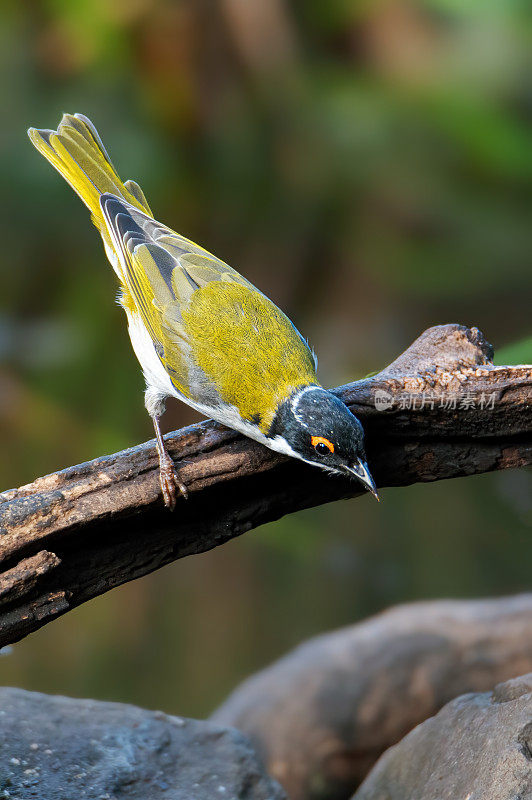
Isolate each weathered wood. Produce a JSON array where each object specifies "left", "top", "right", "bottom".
[
  {"left": 0, "top": 551, "right": 60, "bottom": 606},
  {"left": 0, "top": 324, "right": 530, "bottom": 647}
]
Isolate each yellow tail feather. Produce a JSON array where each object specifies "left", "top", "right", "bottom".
[{"left": 28, "top": 113, "right": 153, "bottom": 233}]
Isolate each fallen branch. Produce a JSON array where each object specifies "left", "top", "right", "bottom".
[{"left": 0, "top": 324, "right": 530, "bottom": 646}]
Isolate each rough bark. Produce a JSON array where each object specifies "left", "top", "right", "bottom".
[
  {"left": 0, "top": 324, "right": 530, "bottom": 647},
  {"left": 354, "top": 672, "right": 532, "bottom": 800},
  {"left": 213, "top": 595, "right": 532, "bottom": 800}
]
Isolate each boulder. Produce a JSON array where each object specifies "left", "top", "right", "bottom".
[
  {"left": 0, "top": 687, "right": 286, "bottom": 800},
  {"left": 354, "top": 672, "right": 532, "bottom": 800},
  {"left": 213, "top": 595, "right": 532, "bottom": 800}
]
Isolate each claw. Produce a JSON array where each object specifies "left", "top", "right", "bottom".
[
  {"left": 159, "top": 457, "right": 188, "bottom": 510},
  {"left": 151, "top": 414, "right": 189, "bottom": 510}
]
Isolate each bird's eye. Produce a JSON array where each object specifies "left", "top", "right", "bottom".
[{"left": 311, "top": 435, "right": 335, "bottom": 456}]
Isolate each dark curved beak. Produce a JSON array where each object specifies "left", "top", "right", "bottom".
[{"left": 342, "top": 460, "right": 380, "bottom": 501}]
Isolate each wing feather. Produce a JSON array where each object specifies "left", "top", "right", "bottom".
[
  {"left": 99, "top": 193, "right": 251, "bottom": 398},
  {"left": 99, "top": 193, "right": 318, "bottom": 419}
]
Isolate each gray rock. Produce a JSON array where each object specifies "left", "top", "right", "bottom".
[
  {"left": 354, "top": 673, "right": 532, "bottom": 800},
  {"left": 213, "top": 595, "right": 532, "bottom": 800},
  {"left": 0, "top": 687, "right": 286, "bottom": 800}
]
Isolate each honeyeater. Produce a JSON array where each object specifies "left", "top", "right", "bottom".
[{"left": 28, "top": 113, "right": 378, "bottom": 508}]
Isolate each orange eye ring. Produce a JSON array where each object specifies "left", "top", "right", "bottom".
[{"left": 311, "top": 436, "right": 335, "bottom": 454}]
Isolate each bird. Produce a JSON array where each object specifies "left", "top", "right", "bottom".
[{"left": 28, "top": 113, "right": 379, "bottom": 509}]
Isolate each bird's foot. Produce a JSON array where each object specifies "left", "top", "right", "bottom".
[
  {"left": 159, "top": 455, "right": 189, "bottom": 510},
  {"left": 150, "top": 413, "right": 189, "bottom": 509}
]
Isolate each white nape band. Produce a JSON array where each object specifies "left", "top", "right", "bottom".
[{"left": 290, "top": 385, "right": 321, "bottom": 429}]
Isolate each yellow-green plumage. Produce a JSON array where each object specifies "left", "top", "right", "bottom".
[
  {"left": 28, "top": 113, "right": 381, "bottom": 508},
  {"left": 182, "top": 281, "right": 317, "bottom": 431},
  {"left": 28, "top": 113, "right": 319, "bottom": 438},
  {"left": 28, "top": 114, "right": 151, "bottom": 264},
  {"left": 116, "top": 212, "right": 318, "bottom": 430}
]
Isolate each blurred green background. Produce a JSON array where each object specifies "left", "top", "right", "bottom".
[{"left": 0, "top": 0, "right": 531, "bottom": 718}]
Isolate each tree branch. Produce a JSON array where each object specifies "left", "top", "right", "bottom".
[{"left": 0, "top": 324, "right": 531, "bottom": 646}]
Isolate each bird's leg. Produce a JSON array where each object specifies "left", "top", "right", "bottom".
[{"left": 151, "top": 415, "right": 189, "bottom": 509}]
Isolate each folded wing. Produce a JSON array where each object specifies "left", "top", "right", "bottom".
[{"left": 101, "top": 194, "right": 318, "bottom": 428}]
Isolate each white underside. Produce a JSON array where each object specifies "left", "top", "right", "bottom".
[
  {"left": 126, "top": 308, "right": 307, "bottom": 461},
  {"left": 102, "top": 217, "right": 320, "bottom": 467}
]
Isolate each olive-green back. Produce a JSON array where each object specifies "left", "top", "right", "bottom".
[
  {"left": 183, "top": 280, "right": 317, "bottom": 429},
  {"left": 102, "top": 199, "right": 318, "bottom": 430}
]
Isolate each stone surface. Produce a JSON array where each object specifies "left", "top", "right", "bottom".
[
  {"left": 212, "top": 595, "right": 532, "bottom": 800},
  {"left": 0, "top": 687, "right": 286, "bottom": 800},
  {"left": 354, "top": 673, "right": 532, "bottom": 800}
]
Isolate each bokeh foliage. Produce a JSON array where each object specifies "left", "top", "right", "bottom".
[{"left": 0, "top": 0, "right": 530, "bottom": 716}]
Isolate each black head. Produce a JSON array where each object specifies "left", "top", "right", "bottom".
[{"left": 268, "top": 386, "right": 379, "bottom": 499}]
